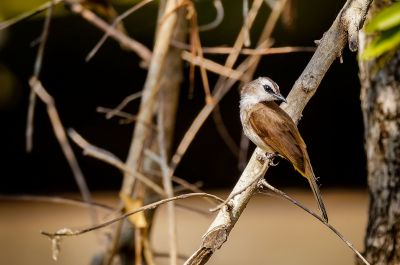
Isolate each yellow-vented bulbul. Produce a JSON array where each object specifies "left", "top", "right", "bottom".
[{"left": 240, "top": 77, "right": 328, "bottom": 222}]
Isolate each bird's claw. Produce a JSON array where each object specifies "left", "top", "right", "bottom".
[{"left": 255, "top": 151, "right": 279, "bottom": 166}]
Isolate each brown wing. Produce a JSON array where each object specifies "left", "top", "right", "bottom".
[{"left": 249, "top": 102, "right": 308, "bottom": 174}]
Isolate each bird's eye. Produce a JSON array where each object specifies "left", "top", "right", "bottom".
[{"left": 263, "top": 84, "right": 273, "bottom": 93}]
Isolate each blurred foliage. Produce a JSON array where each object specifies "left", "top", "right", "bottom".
[
  {"left": 0, "top": 0, "right": 145, "bottom": 19},
  {"left": 0, "top": 64, "right": 21, "bottom": 110},
  {"left": 362, "top": 2, "right": 400, "bottom": 60}
]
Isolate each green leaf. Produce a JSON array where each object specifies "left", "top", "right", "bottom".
[
  {"left": 365, "top": 2, "right": 400, "bottom": 33},
  {"left": 362, "top": 25, "right": 400, "bottom": 60}
]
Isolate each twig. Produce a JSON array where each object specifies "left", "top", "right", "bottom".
[
  {"left": 103, "top": 91, "right": 142, "bottom": 119},
  {"left": 241, "top": 0, "right": 288, "bottom": 83},
  {"left": 157, "top": 92, "right": 178, "bottom": 265},
  {"left": 183, "top": 0, "right": 373, "bottom": 264},
  {"left": 258, "top": 180, "right": 370, "bottom": 265},
  {"left": 67, "top": 129, "right": 166, "bottom": 196},
  {"left": 66, "top": 1, "right": 152, "bottom": 66},
  {"left": 0, "top": 195, "right": 114, "bottom": 211},
  {"left": 181, "top": 51, "right": 247, "bottom": 81},
  {"left": 26, "top": 0, "right": 55, "bottom": 152},
  {"left": 172, "top": 41, "right": 316, "bottom": 55},
  {"left": 242, "top": 0, "right": 251, "bottom": 47},
  {"left": 41, "top": 192, "right": 224, "bottom": 238},
  {"left": 96, "top": 106, "right": 138, "bottom": 124},
  {"left": 28, "top": 77, "right": 97, "bottom": 224},
  {"left": 198, "top": 0, "right": 224, "bottom": 31},
  {"left": 86, "top": 0, "right": 154, "bottom": 61},
  {"left": 0, "top": 0, "right": 64, "bottom": 31}
]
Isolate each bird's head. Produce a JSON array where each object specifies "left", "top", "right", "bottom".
[{"left": 240, "top": 77, "right": 287, "bottom": 106}]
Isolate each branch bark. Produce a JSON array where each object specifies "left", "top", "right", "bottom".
[
  {"left": 184, "top": 1, "right": 372, "bottom": 264},
  {"left": 358, "top": 1, "right": 400, "bottom": 264}
]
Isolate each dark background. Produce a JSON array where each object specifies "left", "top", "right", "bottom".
[{"left": 0, "top": 0, "right": 366, "bottom": 194}]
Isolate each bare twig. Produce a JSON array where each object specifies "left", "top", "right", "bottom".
[
  {"left": 96, "top": 106, "right": 139, "bottom": 124},
  {"left": 242, "top": 0, "right": 251, "bottom": 47},
  {"left": 0, "top": 195, "right": 114, "bottom": 211},
  {"left": 198, "top": 0, "right": 224, "bottom": 31},
  {"left": 181, "top": 51, "right": 247, "bottom": 81},
  {"left": 183, "top": 0, "right": 373, "bottom": 264},
  {"left": 41, "top": 192, "right": 224, "bottom": 238},
  {"left": 26, "top": 0, "right": 55, "bottom": 152},
  {"left": 28, "top": 77, "right": 97, "bottom": 223},
  {"left": 68, "top": 129, "right": 166, "bottom": 196},
  {"left": 157, "top": 92, "right": 178, "bottom": 265},
  {"left": 66, "top": 1, "right": 152, "bottom": 66},
  {"left": 103, "top": 91, "right": 142, "bottom": 119},
  {"left": 172, "top": 41, "right": 316, "bottom": 55},
  {"left": 258, "top": 180, "right": 370, "bottom": 265},
  {"left": 86, "top": 0, "right": 154, "bottom": 61},
  {"left": 0, "top": 0, "right": 64, "bottom": 31}
]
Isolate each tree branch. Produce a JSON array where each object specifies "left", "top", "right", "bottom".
[{"left": 183, "top": 1, "right": 373, "bottom": 264}]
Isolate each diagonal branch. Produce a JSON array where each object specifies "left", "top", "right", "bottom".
[
  {"left": 183, "top": 0, "right": 373, "bottom": 264},
  {"left": 258, "top": 180, "right": 369, "bottom": 265},
  {"left": 29, "top": 77, "right": 97, "bottom": 224},
  {"left": 26, "top": 0, "right": 55, "bottom": 152}
]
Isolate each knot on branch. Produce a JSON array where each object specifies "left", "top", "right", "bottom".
[
  {"left": 202, "top": 225, "right": 228, "bottom": 250},
  {"left": 300, "top": 74, "right": 318, "bottom": 93}
]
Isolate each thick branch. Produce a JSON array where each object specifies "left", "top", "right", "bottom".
[{"left": 184, "top": 1, "right": 372, "bottom": 264}]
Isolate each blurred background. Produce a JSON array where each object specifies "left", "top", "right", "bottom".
[{"left": 0, "top": 0, "right": 368, "bottom": 264}]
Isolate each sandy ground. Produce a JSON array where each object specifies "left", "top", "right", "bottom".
[{"left": 0, "top": 189, "right": 368, "bottom": 265}]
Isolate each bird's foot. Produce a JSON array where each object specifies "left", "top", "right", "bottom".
[{"left": 255, "top": 150, "right": 279, "bottom": 166}]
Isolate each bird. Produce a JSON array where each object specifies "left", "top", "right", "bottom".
[{"left": 239, "top": 76, "right": 328, "bottom": 222}]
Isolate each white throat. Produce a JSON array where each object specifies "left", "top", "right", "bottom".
[{"left": 240, "top": 94, "right": 262, "bottom": 110}]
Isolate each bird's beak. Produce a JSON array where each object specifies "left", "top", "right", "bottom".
[{"left": 275, "top": 93, "right": 287, "bottom": 103}]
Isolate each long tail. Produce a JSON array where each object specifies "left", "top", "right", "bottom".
[{"left": 307, "top": 173, "right": 328, "bottom": 223}]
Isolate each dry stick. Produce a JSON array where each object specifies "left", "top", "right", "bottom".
[
  {"left": 183, "top": 0, "right": 373, "bottom": 264},
  {"left": 26, "top": 0, "right": 55, "bottom": 152},
  {"left": 157, "top": 94, "right": 178, "bottom": 265},
  {"left": 181, "top": 51, "right": 247, "bottom": 81},
  {"left": 242, "top": 0, "right": 288, "bottom": 83},
  {"left": 86, "top": 0, "right": 154, "bottom": 61},
  {"left": 258, "top": 180, "right": 369, "bottom": 265},
  {"left": 66, "top": 1, "right": 152, "bottom": 66},
  {"left": 97, "top": 107, "right": 139, "bottom": 124},
  {"left": 0, "top": 195, "right": 114, "bottom": 211},
  {"left": 242, "top": 0, "right": 251, "bottom": 47},
  {"left": 41, "top": 192, "right": 224, "bottom": 238},
  {"left": 198, "top": 0, "right": 224, "bottom": 31},
  {"left": 67, "top": 129, "right": 166, "bottom": 196},
  {"left": 180, "top": 0, "right": 212, "bottom": 103},
  {"left": 0, "top": 0, "right": 64, "bottom": 31},
  {"left": 103, "top": 91, "right": 142, "bottom": 119},
  {"left": 172, "top": 41, "right": 316, "bottom": 55},
  {"left": 66, "top": 131, "right": 208, "bottom": 203},
  {"left": 28, "top": 77, "right": 97, "bottom": 223},
  {"left": 122, "top": 0, "right": 178, "bottom": 197}
]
